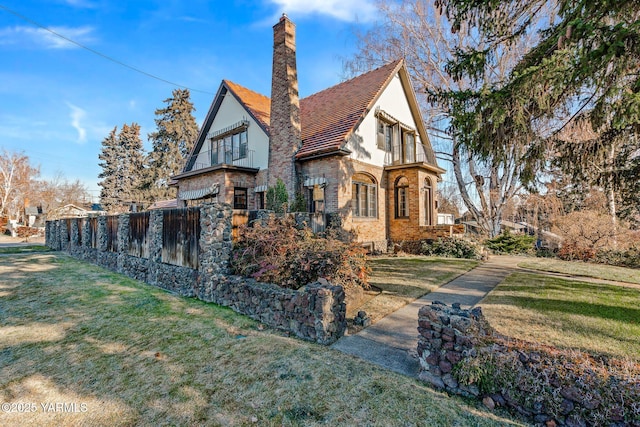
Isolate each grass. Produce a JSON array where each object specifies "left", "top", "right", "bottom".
[
  {"left": 480, "top": 272, "right": 640, "bottom": 360},
  {"left": 519, "top": 257, "right": 640, "bottom": 284},
  {"left": 0, "top": 253, "right": 521, "bottom": 426},
  {"left": 0, "top": 245, "right": 51, "bottom": 254},
  {"left": 348, "top": 256, "right": 479, "bottom": 325}
]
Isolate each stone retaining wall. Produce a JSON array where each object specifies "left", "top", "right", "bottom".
[
  {"left": 417, "top": 302, "right": 640, "bottom": 426},
  {"left": 45, "top": 203, "right": 346, "bottom": 345}
]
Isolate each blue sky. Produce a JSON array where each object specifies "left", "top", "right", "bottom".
[{"left": 0, "top": 0, "right": 378, "bottom": 201}]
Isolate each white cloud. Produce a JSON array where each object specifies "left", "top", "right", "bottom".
[
  {"left": 66, "top": 102, "right": 87, "bottom": 144},
  {"left": 0, "top": 25, "right": 95, "bottom": 49},
  {"left": 267, "top": 0, "right": 377, "bottom": 22}
]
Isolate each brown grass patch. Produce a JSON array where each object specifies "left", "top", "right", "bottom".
[
  {"left": 481, "top": 272, "right": 640, "bottom": 360},
  {"left": 348, "top": 256, "right": 479, "bottom": 329},
  {"left": 0, "top": 253, "right": 520, "bottom": 426}
]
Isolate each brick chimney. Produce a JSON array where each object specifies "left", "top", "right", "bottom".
[{"left": 268, "top": 14, "right": 302, "bottom": 202}]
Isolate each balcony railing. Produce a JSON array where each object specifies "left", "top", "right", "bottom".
[
  {"left": 384, "top": 144, "right": 428, "bottom": 166},
  {"left": 188, "top": 149, "right": 255, "bottom": 171}
]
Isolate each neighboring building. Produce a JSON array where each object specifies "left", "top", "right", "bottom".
[
  {"left": 46, "top": 204, "right": 104, "bottom": 220},
  {"left": 148, "top": 199, "right": 179, "bottom": 210},
  {"left": 172, "top": 15, "right": 451, "bottom": 251},
  {"left": 25, "top": 206, "right": 46, "bottom": 227}
]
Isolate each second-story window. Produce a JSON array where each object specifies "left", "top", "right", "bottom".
[
  {"left": 377, "top": 119, "right": 394, "bottom": 151},
  {"left": 211, "top": 129, "right": 248, "bottom": 165}
]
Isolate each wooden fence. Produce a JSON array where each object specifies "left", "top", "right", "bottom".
[
  {"left": 161, "top": 208, "right": 200, "bottom": 269},
  {"left": 106, "top": 216, "right": 118, "bottom": 252},
  {"left": 88, "top": 217, "right": 98, "bottom": 249},
  {"left": 232, "top": 211, "right": 249, "bottom": 240},
  {"left": 129, "top": 212, "right": 150, "bottom": 258}
]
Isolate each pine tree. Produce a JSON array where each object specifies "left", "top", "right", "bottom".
[
  {"left": 438, "top": 0, "right": 640, "bottom": 230},
  {"left": 142, "top": 88, "right": 199, "bottom": 202},
  {"left": 98, "top": 126, "right": 122, "bottom": 213},
  {"left": 98, "top": 124, "right": 145, "bottom": 213},
  {"left": 119, "top": 123, "right": 145, "bottom": 210}
]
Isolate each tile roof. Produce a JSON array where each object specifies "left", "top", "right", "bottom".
[
  {"left": 225, "top": 59, "right": 404, "bottom": 160},
  {"left": 298, "top": 59, "right": 403, "bottom": 158},
  {"left": 224, "top": 80, "right": 271, "bottom": 133}
]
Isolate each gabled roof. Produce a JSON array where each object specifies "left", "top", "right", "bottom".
[
  {"left": 185, "top": 59, "right": 439, "bottom": 170},
  {"left": 297, "top": 59, "right": 403, "bottom": 159},
  {"left": 224, "top": 80, "right": 271, "bottom": 133}
]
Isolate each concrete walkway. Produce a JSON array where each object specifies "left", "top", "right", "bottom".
[{"left": 331, "top": 256, "right": 518, "bottom": 376}]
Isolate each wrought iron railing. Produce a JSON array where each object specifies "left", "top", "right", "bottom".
[
  {"left": 384, "top": 144, "right": 428, "bottom": 166},
  {"left": 189, "top": 149, "right": 255, "bottom": 171}
]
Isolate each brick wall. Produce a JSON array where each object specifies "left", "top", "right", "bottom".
[
  {"left": 177, "top": 169, "right": 260, "bottom": 209},
  {"left": 300, "top": 156, "right": 388, "bottom": 251},
  {"left": 268, "top": 14, "right": 301, "bottom": 201},
  {"left": 387, "top": 167, "right": 450, "bottom": 242}
]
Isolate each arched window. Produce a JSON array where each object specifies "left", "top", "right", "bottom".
[
  {"left": 424, "top": 178, "right": 433, "bottom": 225},
  {"left": 352, "top": 173, "right": 377, "bottom": 218},
  {"left": 395, "top": 176, "right": 409, "bottom": 218}
]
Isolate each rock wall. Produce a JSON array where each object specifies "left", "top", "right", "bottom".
[
  {"left": 417, "top": 302, "right": 640, "bottom": 427},
  {"left": 44, "top": 203, "right": 346, "bottom": 345}
]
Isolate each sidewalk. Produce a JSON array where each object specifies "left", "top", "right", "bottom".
[
  {"left": 0, "top": 234, "right": 45, "bottom": 248},
  {"left": 331, "top": 256, "right": 518, "bottom": 376}
]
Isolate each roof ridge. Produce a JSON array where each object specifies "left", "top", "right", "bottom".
[{"left": 301, "top": 59, "right": 403, "bottom": 101}]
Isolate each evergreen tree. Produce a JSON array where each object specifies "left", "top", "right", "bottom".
[
  {"left": 345, "top": 1, "right": 541, "bottom": 236},
  {"left": 437, "top": 0, "right": 640, "bottom": 223},
  {"left": 143, "top": 88, "right": 199, "bottom": 202},
  {"left": 119, "top": 123, "right": 145, "bottom": 209},
  {"left": 98, "top": 124, "right": 145, "bottom": 213},
  {"left": 98, "top": 126, "right": 122, "bottom": 213}
]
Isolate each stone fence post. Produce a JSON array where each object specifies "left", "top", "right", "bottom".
[
  {"left": 149, "top": 209, "right": 163, "bottom": 264},
  {"left": 199, "top": 203, "right": 233, "bottom": 279}
]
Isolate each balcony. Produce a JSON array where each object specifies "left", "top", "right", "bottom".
[
  {"left": 188, "top": 149, "right": 256, "bottom": 171},
  {"left": 384, "top": 144, "right": 428, "bottom": 166}
]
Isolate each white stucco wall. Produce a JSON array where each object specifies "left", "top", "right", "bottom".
[
  {"left": 346, "top": 73, "right": 422, "bottom": 167},
  {"left": 193, "top": 91, "right": 270, "bottom": 170}
]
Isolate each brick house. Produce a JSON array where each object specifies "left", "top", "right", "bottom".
[{"left": 172, "top": 15, "right": 453, "bottom": 251}]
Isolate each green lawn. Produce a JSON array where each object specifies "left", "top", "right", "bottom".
[
  {"left": 0, "top": 253, "right": 520, "bottom": 426},
  {"left": 0, "top": 245, "right": 51, "bottom": 254},
  {"left": 352, "top": 256, "right": 479, "bottom": 324},
  {"left": 481, "top": 272, "right": 640, "bottom": 360},
  {"left": 519, "top": 257, "right": 640, "bottom": 284}
]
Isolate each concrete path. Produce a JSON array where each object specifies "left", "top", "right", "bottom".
[{"left": 331, "top": 256, "right": 518, "bottom": 376}]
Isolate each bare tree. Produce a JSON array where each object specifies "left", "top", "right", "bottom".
[
  {"left": 36, "top": 172, "right": 91, "bottom": 212},
  {"left": 345, "top": 0, "right": 544, "bottom": 236},
  {"left": 0, "top": 149, "right": 40, "bottom": 221}
]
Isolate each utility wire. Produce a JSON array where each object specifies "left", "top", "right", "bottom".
[{"left": 0, "top": 4, "right": 215, "bottom": 95}]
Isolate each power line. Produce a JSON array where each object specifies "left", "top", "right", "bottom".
[{"left": 0, "top": 4, "right": 215, "bottom": 95}]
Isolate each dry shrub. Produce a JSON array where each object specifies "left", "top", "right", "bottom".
[
  {"left": 455, "top": 336, "right": 640, "bottom": 426},
  {"left": 16, "top": 226, "right": 41, "bottom": 239},
  {"left": 231, "top": 215, "right": 370, "bottom": 291},
  {"left": 552, "top": 210, "right": 640, "bottom": 261}
]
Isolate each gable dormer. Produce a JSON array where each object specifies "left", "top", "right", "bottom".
[{"left": 181, "top": 81, "right": 271, "bottom": 176}]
